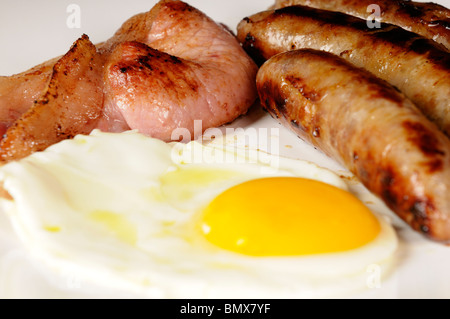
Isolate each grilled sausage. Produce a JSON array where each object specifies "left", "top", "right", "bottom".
[
  {"left": 271, "top": 0, "right": 450, "bottom": 50},
  {"left": 237, "top": 5, "right": 450, "bottom": 136},
  {"left": 257, "top": 49, "right": 450, "bottom": 242}
]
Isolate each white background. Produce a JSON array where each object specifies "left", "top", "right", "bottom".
[{"left": 0, "top": 0, "right": 450, "bottom": 299}]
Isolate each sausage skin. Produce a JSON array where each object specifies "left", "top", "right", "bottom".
[
  {"left": 237, "top": 5, "right": 450, "bottom": 136},
  {"left": 271, "top": 0, "right": 450, "bottom": 50},
  {"left": 257, "top": 49, "right": 450, "bottom": 242}
]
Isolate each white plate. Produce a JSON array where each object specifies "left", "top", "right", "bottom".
[{"left": 0, "top": 0, "right": 449, "bottom": 299}]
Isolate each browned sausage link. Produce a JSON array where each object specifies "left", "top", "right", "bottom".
[
  {"left": 271, "top": 0, "right": 450, "bottom": 50},
  {"left": 257, "top": 49, "right": 450, "bottom": 243},
  {"left": 237, "top": 5, "right": 450, "bottom": 137}
]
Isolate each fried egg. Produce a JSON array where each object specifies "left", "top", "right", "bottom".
[{"left": 0, "top": 130, "right": 397, "bottom": 298}]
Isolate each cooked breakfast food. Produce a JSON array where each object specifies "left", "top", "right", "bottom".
[
  {"left": 271, "top": 0, "right": 450, "bottom": 50},
  {"left": 100, "top": 3, "right": 258, "bottom": 140},
  {"left": 237, "top": 5, "right": 450, "bottom": 136},
  {"left": 0, "top": 130, "right": 398, "bottom": 298},
  {"left": 0, "top": 58, "right": 57, "bottom": 138},
  {"left": 1, "top": 0, "right": 450, "bottom": 299},
  {"left": 0, "top": 0, "right": 258, "bottom": 162},
  {"left": 257, "top": 49, "right": 450, "bottom": 243},
  {"left": 0, "top": 35, "right": 104, "bottom": 162}
]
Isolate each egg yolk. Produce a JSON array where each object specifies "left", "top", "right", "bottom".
[{"left": 201, "top": 177, "right": 381, "bottom": 256}]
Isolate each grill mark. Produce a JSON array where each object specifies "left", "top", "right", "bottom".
[
  {"left": 275, "top": 5, "right": 369, "bottom": 30},
  {"left": 430, "top": 19, "right": 450, "bottom": 30},
  {"left": 241, "top": 32, "right": 267, "bottom": 66},
  {"left": 258, "top": 79, "right": 287, "bottom": 120},
  {"left": 402, "top": 121, "right": 445, "bottom": 173},
  {"left": 397, "top": 0, "right": 424, "bottom": 18},
  {"left": 285, "top": 75, "right": 321, "bottom": 102}
]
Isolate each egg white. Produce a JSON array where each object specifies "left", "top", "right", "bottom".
[{"left": 0, "top": 130, "right": 397, "bottom": 298}]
